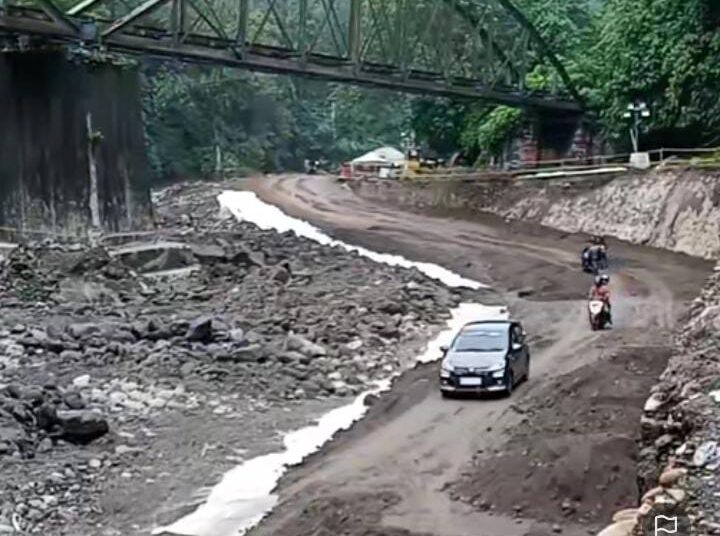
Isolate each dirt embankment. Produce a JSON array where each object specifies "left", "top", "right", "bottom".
[{"left": 350, "top": 169, "right": 720, "bottom": 259}]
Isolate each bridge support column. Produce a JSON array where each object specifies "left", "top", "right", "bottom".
[
  {"left": 0, "top": 50, "right": 152, "bottom": 237},
  {"left": 505, "top": 113, "right": 601, "bottom": 167}
]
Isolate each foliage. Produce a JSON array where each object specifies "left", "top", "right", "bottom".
[
  {"left": 410, "top": 99, "right": 474, "bottom": 157},
  {"left": 463, "top": 106, "right": 523, "bottom": 156},
  {"left": 143, "top": 66, "right": 411, "bottom": 179},
  {"left": 143, "top": 67, "right": 293, "bottom": 178},
  {"left": 141, "top": 0, "right": 720, "bottom": 176},
  {"left": 588, "top": 0, "right": 720, "bottom": 148}
]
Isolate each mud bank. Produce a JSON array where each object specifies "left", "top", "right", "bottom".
[{"left": 350, "top": 168, "right": 720, "bottom": 260}]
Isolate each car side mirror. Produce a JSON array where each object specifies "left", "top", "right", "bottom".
[{"left": 440, "top": 345, "right": 449, "bottom": 355}]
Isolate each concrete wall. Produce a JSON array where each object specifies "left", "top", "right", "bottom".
[
  {"left": 350, "top": 168, "right": 720, "bottom": 260},
  {"left": 0, "top": 50, "right": 152, "bottom": 237}
]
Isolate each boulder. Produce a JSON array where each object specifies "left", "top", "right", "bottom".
[
  {"left": 63, "top": 391, "right": 86, "bottom": 410},
  {"left": 659, "top": 467, "right": 687, "bottom": 487},
  {"left": 270, "top": 266, "right": 292, "bottom": 285},
  {"left": 229, "top": 328, "right": 246, "bottom": 343},
  {"left": 186, "top": 316, "right": 213, "bottom": 342},
  {"left": 277, "top": 351, "right": 305, "bottom": 364},
  {"left": 68, "top": 323, "right": 101, "bottom": 340},
  {"left": 230, "top": 344, "right": 263, "bottom": 363},
  {"left": 55, "top": 410, "right": 109, "bottom": 444},
  {"left": 286, "top": 334, "right": 326, "bottom": 357},
  {"left": 190, "top": 244, "right": 227, "bottom": 263},
  {"left": 0, "top": 421, "right": 26, "bottom": 451},
  {"left": 72, "top": 375, "right": 91, "bottom": 389},
  {"left": 596, "top": 519, "right": 636, "bottom": 536},
  {"left": 643, "top": 393, "right": 665, "bottom": 412},
  {"left": 641, "top": 486, "right": 664, "bottom": 503},
  {"left": 693, "top": 440, "right": 718, "bottom": 467},
  {"left": 59, "top": 350, "right": 82, "bottom": 361},
  {"left": 611, "top": 509, "right": 638, "bottom": 523},
  {"left": 657, "top": 488, "right": 686, "bottom": 506}
]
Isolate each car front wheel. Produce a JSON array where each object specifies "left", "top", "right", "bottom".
[{"left": 504, "top": 370, "right": 514, "bottom": 396}]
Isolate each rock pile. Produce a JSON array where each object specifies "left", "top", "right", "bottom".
[
  {"left": 613, "top": 264, "right": 720, "bottom": 535},
  {"left": 0, "top": 181, "right": 482, "bottom": 534},
  {"left": 595, "top": 462, "right": 690, "bottom": 536}
]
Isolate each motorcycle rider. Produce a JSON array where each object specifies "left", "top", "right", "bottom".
[
  {"left": 588, "top": 274, "right": 612, "bottom": 326},
  {"left": 596, "top": 236, "right": 608, "bottom": 270},
  {"left": 581, "top": 245, "right": 592, "bottom": 272}
]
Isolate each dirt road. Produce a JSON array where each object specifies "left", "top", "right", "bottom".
[{"left": 244, "top": 175, "right": 710, "bottom": 536}]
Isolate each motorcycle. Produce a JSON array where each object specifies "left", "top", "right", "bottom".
[
  {"left": 582, "top": 245, "right": 609, "bottom": 274},
  {"left": 581, "top": 247, "right": 596, "bottom": 274},
  {"left": 588, "top": 300, "right": 610, "bottom": 330}
]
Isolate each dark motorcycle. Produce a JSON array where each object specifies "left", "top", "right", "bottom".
[
  {"left": 581, "top": 247, "right": 596, "bottom": 274},
  {"left": 582, "top": 245, "right": 609, "bottom": 274}
]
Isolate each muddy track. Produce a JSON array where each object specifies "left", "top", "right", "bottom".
[{"left": 243, "top": 175, "right": 710, "bottom": 536}]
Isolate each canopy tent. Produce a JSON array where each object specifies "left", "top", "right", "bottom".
[{"left": 350, "top": 146, "right": 405, "bottom": 166}]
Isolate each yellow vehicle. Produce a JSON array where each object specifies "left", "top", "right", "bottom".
[
  {"left": 402, "top": 148, "right": 422, "bottom": 178},
  {"left": 401, "top": 147, "right": 443, "bottom": 179}
]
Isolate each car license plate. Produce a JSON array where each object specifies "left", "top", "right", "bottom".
[{"left": 459, "top": 377, "right": 483, "bottom": 386}]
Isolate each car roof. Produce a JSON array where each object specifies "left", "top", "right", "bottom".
[{"left": 460, "top": 320, "right": 517, "bottom": 331}]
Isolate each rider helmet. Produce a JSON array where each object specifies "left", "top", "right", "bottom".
[{"left": 595, "top": 274, "right": 610, "bottom": 286}]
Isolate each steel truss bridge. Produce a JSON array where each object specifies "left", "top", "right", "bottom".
[{"left": 0, "top": 0, "right": 582, "bottom": 111}]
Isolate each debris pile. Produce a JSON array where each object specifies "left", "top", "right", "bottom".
[
  {"left": 605, "top": 263, "right": 720, "bottom": 536},
  {"left": 0, "top": 182, "right": 481, "bottom": 534},
  {"left": 594, "top": 462, "right": 691, "bottom": 536}
]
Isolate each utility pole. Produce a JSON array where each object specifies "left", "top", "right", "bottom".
[{"left": 623, "top": 101, "right": 651, "bottom": 153}]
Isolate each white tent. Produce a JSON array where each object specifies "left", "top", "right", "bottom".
[{"left": 351, "top": 146, "right": 405, "bottom": 166}]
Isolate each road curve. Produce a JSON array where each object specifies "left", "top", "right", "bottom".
[{"left": 243, "top": 175, "right": 710, "bottom": 536}]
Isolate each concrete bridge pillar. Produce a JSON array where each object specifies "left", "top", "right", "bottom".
[
  {"left": 505, "top": 112, "right": 602, "bottom": 167},
  {"left": 0, "top": 49, "right": 152, "bottom": 239}
]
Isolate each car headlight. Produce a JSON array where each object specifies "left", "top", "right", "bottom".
[
  {"left": 440, "top": 360, "right": 454, "bottom": 377},
  {"left": 491, "top": 368, "right": 505, "bottom": 379}
]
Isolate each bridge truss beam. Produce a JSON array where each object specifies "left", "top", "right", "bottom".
[{"left": 0, "top": 0, "right": 582, "bottom": 111}]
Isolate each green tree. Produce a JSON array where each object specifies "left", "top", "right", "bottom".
[{"left": 590, "top": 0, "right": 720, "bottom": 148}]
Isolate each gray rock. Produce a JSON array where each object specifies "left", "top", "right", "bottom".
[
  {"left": 286, "top": 334, "right": 326, "bottom": 357},
  {"left": 655, "top": 434, "right": 674, "bottom": 449},
  {"left": 0, "top": 423, "right": 25, "bottom": 446},
  {"left": 186, "top": 316, "right": 213, "bottom": 342},
  {"left": 229, "top": 328, "right": 246, "bottom": 343},
  {"left": 180, "top": 362, "right": 196, "bottom": 376},
  {"left": 190, "top": 243, "right": 227, "bottom": 263},
  {"left": 517, "top": 287, "right": 535, "bottom": 298},
  {"left": 271, "top": 265, "right": 291, "bottom": 284},
  {"left": 68, "top": 323, "right": 100, "bottom": 340},
  {"left": 277, "top": 351, "right": 304, "bottom": 364},
  {"left": 55, "top": 409, "right": 109, "bottom": 444},
  {"left": 63, "top": 391, "right": 85, "bottom": 410},
  {"left": 59, "top": 350, "right": 82, "bottom": 361},
  {"left": 694, "top": 441, "right": 719, "bottom": 467}
]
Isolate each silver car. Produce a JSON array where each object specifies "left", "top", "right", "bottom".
[{"left": 439, "top": 320, "right": 530, "bottom": 397}]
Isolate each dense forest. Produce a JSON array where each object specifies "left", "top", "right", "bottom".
[{"left": 141, "top": 0, "right": 720, "bottom": 178}]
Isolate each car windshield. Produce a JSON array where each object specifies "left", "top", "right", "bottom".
[{"left": 452, "top": 329, "right": 507, "bottom": 352}]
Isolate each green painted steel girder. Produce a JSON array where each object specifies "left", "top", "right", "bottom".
[{"left": 0, "top": 0, "right": 583, "bottom": 111}]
